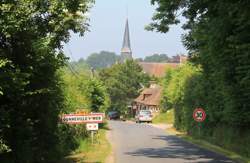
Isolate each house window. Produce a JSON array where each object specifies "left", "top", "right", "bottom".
[{"left": 143, "top": 94, "right": 151, "bottom": 100}]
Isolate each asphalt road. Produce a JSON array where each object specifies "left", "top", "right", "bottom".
[{"left": 108, "top": 120, "right": 235, "bottom": 163}]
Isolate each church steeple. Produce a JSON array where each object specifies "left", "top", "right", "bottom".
[{"left": 121, "top": 18, "right": 132, "bottom": 62}]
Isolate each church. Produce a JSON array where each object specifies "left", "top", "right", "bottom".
[
  {"left": 120, "top": 18, "right": 187, "bottom": 78},
  {"left": 120, "top": 18, "right": 186, "bottom": 115}
]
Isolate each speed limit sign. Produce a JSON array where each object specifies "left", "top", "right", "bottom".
[{"left": 193, "top": 108, "right": 206, "bottom": 122}]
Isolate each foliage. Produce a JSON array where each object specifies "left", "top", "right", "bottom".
[
  {"left": 161, "top": 63, "right": 250, "bottom": 157},
  {"left": 0, "top": 0, "right": 93, "bottom": 162},
  {"left": 144, "top": 53, "right": 169, "bottom": 62},
  {"left": 161, "top": 63, "right": 200, "bottom": 129},
  {"left": 86, "top": 51, "right": 120, "bottom": 69},
  {"left": 149, "top": 0, "right": 250, "bottom": 127},
  {"left": 62, "top": 68, "right": 90, "bottom": 112},
  {"left": 70, "top": 59, "right": 90, "bottom": 72},
  {"left": 99, "top": 60, "right": 151, "bottom": 115},
  {"left": 152, "top": 109, "right": 174, "bottom": 124},
  {"left": 150, "top": 0, "right": 250, "bottom": 157},
  {"left": 79, "top": 78, "right": 110, "bottom": 113},
  {"left": 59, "top": 67, "right": 110, "bottom": 156},
  {"left": 61, "top": 127, "right": 111, "bottom": 163}
]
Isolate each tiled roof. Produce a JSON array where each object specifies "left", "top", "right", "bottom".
[
  {"left": 139, "top": 62, "right": 179, "bottom": 77},
  {"left": 134, "top": 85, "right": 162, "bottom": 106}
]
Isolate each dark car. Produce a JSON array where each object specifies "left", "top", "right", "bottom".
[{"left": 107, "top": 111, "right": 120, "bottom": 120}]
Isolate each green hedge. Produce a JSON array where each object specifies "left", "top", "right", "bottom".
[{"left": 161, "top": 63, "right": 250, "bottom": 157}]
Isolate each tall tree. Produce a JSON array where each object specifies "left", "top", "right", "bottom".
[
  {"left": 99, "top": 60, "right": 150, "bottom": 114},
  {"left": 0, "top": 0, "right": 93, "bottom": 161},
  {"left": 148, "top": 0, "right": 250, "bottom": 127},
  {"left": 149, "top": 0, "right": 250, "bottom": 156},
  {"left": 86, "top": 51, "right": 120, "bottom": 69}
]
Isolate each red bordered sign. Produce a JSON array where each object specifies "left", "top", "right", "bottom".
[
  {"left": 193, "top": 108, "right": 206, "bottom": 122},
  {"left": 61, "top": 113, "right": 105, "bottom": 124}
]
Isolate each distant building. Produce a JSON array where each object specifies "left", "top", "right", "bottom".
[
  {"left": 132, "top": 82, "right": 162, "bottom": 116},
  {"left": 118, "top": 18, "right": 187, "bottom": 115},
  {"left": 120, "top": 18, "right": 133, "bottom": 62},
  {"left": 139, "top": 54, "right": 188, "bottom": 78},
  {"left": 169, "top": 54, "right": 188, "bottom": 63},
  {"left": 139, "top": 62, "right": 179, "bottom": 78}
]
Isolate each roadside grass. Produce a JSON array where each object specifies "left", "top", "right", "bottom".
[
  {"left": 153, "top": 109, "right": 174, "bottom": 124},
  {"left": 152, "top": 109, "right": 250, "bottom": 163},
  {"left": 166, "top": 127, "right": 250, "bottom": 163},
  {"left": 61, "top": 128, "right": 111, "bottom": 163}
]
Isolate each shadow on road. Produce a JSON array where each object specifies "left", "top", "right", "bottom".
[{"left": 125, "top": 135, "right": 235, "bottom": 163}]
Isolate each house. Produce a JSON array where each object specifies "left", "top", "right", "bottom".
[
  {"left": 139, "top": 62, "right": 179, "bottom": 78},
  {"left": 132, "top": 83, "right": 162, "bottom": 116}
]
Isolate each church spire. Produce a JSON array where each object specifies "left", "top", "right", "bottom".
[{"left": 121, "top": 18, "right": 132, "bottom": 62}]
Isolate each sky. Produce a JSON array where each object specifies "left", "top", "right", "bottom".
[{"left": 64, "top": 0, "right": 187, "bottom": 61}]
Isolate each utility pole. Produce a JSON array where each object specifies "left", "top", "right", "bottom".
[{"left": 91, "top": 67, "right": 95, "bottom": 78}]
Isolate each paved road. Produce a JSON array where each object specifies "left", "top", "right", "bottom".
[{"left": 108, "top": 121, "right": 235, "bottom": 163}]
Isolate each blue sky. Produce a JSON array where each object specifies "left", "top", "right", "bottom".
[{"left": 64, "top": 0, "right": 187, "bottom": 61}]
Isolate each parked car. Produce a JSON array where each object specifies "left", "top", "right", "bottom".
[
  {"left": 107, "top": 111, "right": 120, "bottom": 120},
  {"left": 135, "top": 110, "right": 153, "bottom": 123}
]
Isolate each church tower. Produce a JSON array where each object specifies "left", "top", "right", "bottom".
[{"left": 121, "top": 18, "right": 132, "bottom": 62}]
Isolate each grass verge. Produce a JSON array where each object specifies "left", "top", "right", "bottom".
[
  {"left": 62, "top": 128, "right": 111, "bottom": 163},
  {"left": 166, "top": 127, "right": 250, "bottom": 163},
  {"left": 153, "top": 109, "right": 174, "bottom": 124}
]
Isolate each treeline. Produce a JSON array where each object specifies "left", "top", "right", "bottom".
[
  {"left": 151, "top": 0, "right": 250, "bottom": 157},
  {"left": 0, "top": 0, "right": 106, "bottom": 162},
  {"left": 137, "top": 54, "right": 183, "bottom": 63},
  {"left": 75, "top": 51, "right": 184, "bottom": 70}
]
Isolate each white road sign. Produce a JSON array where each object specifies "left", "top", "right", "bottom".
[
  {"left": 86, "top": 123, "right": 99, "bottom": 131},
  {"left": 61, "top": 113, "right": 104, "bottom": 124}
]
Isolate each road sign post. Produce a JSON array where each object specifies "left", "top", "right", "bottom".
[
  {"left": 193, "top": 108, "right": 206, "bottom": 141},
  {"left": 91, "top": 131, "right": 94, "bottom": 144},
  {"left": 86, "top": 123, "right": 99, "bottom": 145},
  {"left": 61, "top": 113, "right": 104, "bottom": 145}
]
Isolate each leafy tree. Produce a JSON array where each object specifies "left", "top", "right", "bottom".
[
  {"left": 69, "top": 58, "right": 90, "bottom": 73},
  {"left": 59, "top": 68, "right": 109, "bottom": 155},
  {"left": 0, "top": 0, "right": 93, "bottom": 161},
  {"left": 80, "top": 78, "right": 110, "bottom": 112},
  {"left": 144, "top": 53, "right": 169, "bottom": 62},
  {"left": 62, "top": 68, "right": 90, "bottom": 112},
  {"left": 99, "top": 60, "right": 151, "bottom": 114},
  {"left": 86, "top": 51, "right": 120, "bottom": 69},
  {"left": 150, "top": 0, "right": 250, "bottom": 157},
  {"left": 161, "top": 63, "right": 200, "bottom": 129},
  {"left": 148, "top": 0, "right": 250, "bottom": 126}
]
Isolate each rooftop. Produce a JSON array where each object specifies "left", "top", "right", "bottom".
[
  {"left": 139, "top": 62, "right": 179, "bottom": 78},
  {"left": 134, "top": 84, "right": 162, "bottom": 106}
]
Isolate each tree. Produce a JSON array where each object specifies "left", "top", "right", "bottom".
[
  {"left": 86, "top": 51, "right": 120, "bottom": 69},
  {"left": 99, "top": 60, "right": 150, "bottom": 114},
  {"left": 144, "top": 53, "right": 169, "bottom": 62},
  {"left": 149, "top": 0, "right": 250, "bottom": 157},
  {"left": 80, "top": 78, "right": 110, "bottom": 113},
  {"left": 0, "top": 0, "right": 93, "bottom": 161},
  {"left": 148, "top": 0, "right": 250, "bottom": 125}
]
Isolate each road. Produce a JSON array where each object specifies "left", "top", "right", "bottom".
[{"left": 108, "top": 121, "right": 235, "bottom": 163}]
